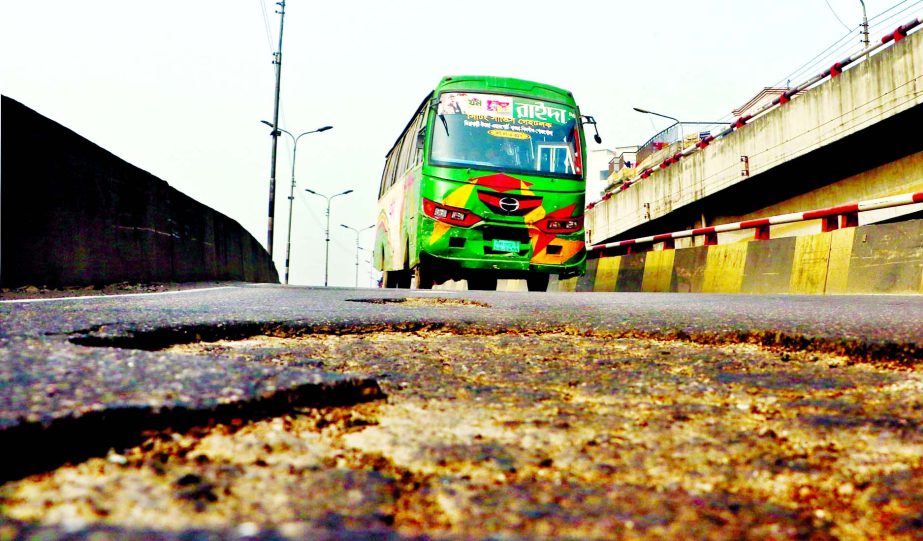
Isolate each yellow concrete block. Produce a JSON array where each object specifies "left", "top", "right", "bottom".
[
  {"left": 790, "top": 233, "right": 833, "bottom": 294},
  {"left": 558, "top": 276, "right": 579, "bottom": 292},
  {"left": 496, "top": 279, "right": 528, "bottom": 292},
  {"left": 593, "top": 256, "right": 620, "bottom": 292},
  {"left": 824, "top": 228, "right": 855, "bottom": 294},
  {"left": 642, "top": 250, "right": 676, "bottom": 292},
  {"left": 702, "top": 244, "right": 748, "bottom": 293}
]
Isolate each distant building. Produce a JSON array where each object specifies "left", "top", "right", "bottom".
[{"left": 586, "top": 149, "right": 617, "bottom": 196}]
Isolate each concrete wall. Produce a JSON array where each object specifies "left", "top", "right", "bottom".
[
  {"left": 1, "top": 96, "right": 278, "bottom": 288},
  {"left": 588, "top": 29, "right": 923, "bottom": 245},
  {"left": 552, "top": 219, "right": 923, "bottom": 295}
]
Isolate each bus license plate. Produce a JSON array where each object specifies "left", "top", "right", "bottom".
[{"left": 492, "top": 239, "right": 520, "bottom": 252}]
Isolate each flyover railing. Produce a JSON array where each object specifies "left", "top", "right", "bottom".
[{"left": 589, "top": 191, "right": 923, "bottom": 254}]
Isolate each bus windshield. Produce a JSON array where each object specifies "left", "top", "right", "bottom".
[{"left": 430, "top": 92, "right": 582, "bottom": 179}]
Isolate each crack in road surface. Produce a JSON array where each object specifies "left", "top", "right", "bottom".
[
  {"left": 3, "top": 330, "right": 923, "bottom": 539},
  {"left": 346, "top": 297, "right": 491, "bottom": 308}
]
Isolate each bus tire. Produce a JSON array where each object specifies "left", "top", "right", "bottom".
[
  {"left": 397, "top": 268, "right": 411, "bottom": 289},
  {"left": 526, "top": 273, "right": 550, "bottom": 292},
  {"left": 467, "top": 274, "right": 497, "bottom": 291},
  {"left": 383, "top": 271, "right": 399, "bottom": 288},
  {"left": 412, "top": 263, "right": 434, "bottom": 289}
]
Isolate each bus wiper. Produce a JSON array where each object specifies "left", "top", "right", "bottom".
[{"left": 439, "top": 114, "right": 449, "bottom": 136}]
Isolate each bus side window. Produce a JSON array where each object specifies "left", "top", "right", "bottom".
[
  {"left": 402, "top": 109, "right": 425, "bottom": 169},
  {"left": 397, "top": 137, "right": 410, "bottom": 176},
  {"left": 384, "top": 150, "right": 399, "bottom": 192},
  {"left": 413, "top": 111, "right": 426, "bottom": 166},
  {"left": 397, "top": 115, "right": 420, "bottom": 176},
  {"left": 378, "top": 157, "right": 389, "bottom": 198}
]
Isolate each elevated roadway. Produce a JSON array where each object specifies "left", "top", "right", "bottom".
[{"left": 587, "top": 21, "right": 923, "bottom": 246}]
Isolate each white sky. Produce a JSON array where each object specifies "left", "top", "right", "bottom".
[{"left": 2, "top": 0, "right": 917, "bottom": 287}]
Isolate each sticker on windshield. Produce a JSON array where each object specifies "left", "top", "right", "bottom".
[
  {"left": 487, "top": 129, "right": 530, "bottom": 140},
  {"left": 439, "top": 92, "right": 576, "bottom": 126}
]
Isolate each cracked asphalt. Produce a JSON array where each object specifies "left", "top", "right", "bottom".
[{"left": 1, "top": 284, "right": 921, "bottom": 539}]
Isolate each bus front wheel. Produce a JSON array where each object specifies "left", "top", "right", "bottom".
[
  {"left": 382, "top": 270, "right": 399, "bottom": 288},
  {"left": 467, "top": 273, "right": 497, "bottom": 291},
  {"left": 383, "top": 269, "right": 410, "bottom": 288},
  {"left": 526, "top": 273, "right": 550, "bottom": 292},
  {"left": 412, "top": 263, "right": 434, "bottom": 289}
]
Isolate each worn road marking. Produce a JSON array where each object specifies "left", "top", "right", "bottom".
[{"left": 0, "top": 286, "right": 236, "bottom": 304}]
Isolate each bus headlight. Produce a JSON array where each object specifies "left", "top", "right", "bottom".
[{"left": 423, "top": 198, "right": 483, "bottom": 227}]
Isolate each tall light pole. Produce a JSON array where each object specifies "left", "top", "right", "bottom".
[
  {"left": 265, "top": 0, "right": 286, "bottom": 257},
  {"left": 340, "top": 224, "right": 374, "bottom": 287},
  {"left": 305, "top": 188, "right": 353, "bottom": 287},
  {"left": 261, "top": 121, "right": 333, "bottom": 285}
]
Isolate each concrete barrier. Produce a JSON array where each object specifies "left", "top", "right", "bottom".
[
  {"left": 552, "top": 219, "right": 923, "bottom": 294},
  {"left": 1, "top": 96, "right": 278, "bottom": 288}
]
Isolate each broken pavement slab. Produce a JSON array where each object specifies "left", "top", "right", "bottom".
[
  {"left": 2, "top": 286, "right": 922, "bottom": 538},
  {"left": 5, "top": 330, "right": 923, "bottom": 539},
  {"left": 0, "top": 334, "right": 383, "bottom": 482}
]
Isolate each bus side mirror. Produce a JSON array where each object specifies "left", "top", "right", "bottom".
[
  {"left": 582, "top": 115, "right": 602, "bottom": 144},
  {"left": 416, "top": 128, "right": 426, "bottom": 149}
]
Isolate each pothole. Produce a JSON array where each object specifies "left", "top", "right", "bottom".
[{"left": 4, "top": 330, "right": 923, "bottom": 539}]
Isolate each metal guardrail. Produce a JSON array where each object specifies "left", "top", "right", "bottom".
[
  {"left": 634, "top": 123, "right": 726, "bottom": 168},
  {"left": 635, "top": 124, "right": 681, "bottom": 167},
  {"left": 589, "top": 191, "right": 923, "bottom": 253}
]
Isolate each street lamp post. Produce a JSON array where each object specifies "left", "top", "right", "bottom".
[
  {"left": 261, "top": 121, "right": 333, "bottom": 285},
  {"left": 305, "top": 188, "right": 353, "bottom": 287},
  {"left": 633, "top": 107, "right": 682, "bottom": 140},
  {"left": 340, "top": 223, "right": 374, "bottom": 287},
  {"left": 365, "top": 258, "right": 378, "bottom": 287},
  {"left": 633, "top": 107, "right": 725, "bottom": 144}
]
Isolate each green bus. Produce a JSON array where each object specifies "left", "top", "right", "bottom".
[{"left": 373, "top": 75, "right": 599, "bottom": 291}]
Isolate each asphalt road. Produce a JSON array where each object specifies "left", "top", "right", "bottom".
[{"left": 1, "top": 284, "right": 921, "bottom": 539}]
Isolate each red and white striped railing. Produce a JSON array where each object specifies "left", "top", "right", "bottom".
[{"left": 589, "top": 191, "right": 923, "bottom": 252}]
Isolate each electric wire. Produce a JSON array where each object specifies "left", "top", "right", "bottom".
[
  {"left": 258, "top": 0, "right": 274, "bottom": 55},
  {"left": 769, "top": 1, "right": 921, "bottom": 90},
  {"left": 824, "top": 0, "right": 853, "bottom": 31},
  {"left": 296, "top": 193, "right": 356, "bottom": 254}
]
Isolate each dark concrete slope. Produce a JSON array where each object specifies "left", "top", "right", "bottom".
[{"left": 0, "top": 96, "right": 278, "bottom": 288}]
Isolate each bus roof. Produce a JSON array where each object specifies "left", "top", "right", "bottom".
[{"left": 383, "top": 76, "right": 579, "bottom": 158}]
